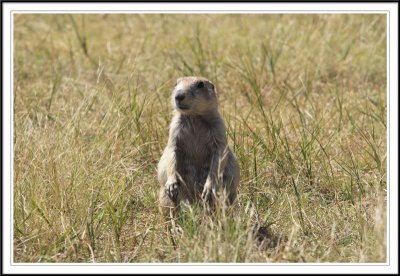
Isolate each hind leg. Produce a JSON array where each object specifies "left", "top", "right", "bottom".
[
  {"left": 159, "top": 181, "right": 181, "bottom": 218},
  {"left": 157, "top": 146, "right": 182, "bottom": 217},
  {"left": 159, "top": 180, "right": 186, "bottom": 248},
  {"left": 222, "top": 153, "right": 240, "bottom": 206}
]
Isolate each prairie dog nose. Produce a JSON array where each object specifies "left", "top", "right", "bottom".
[{"left": 175, "top": 93, "right": 185, "bottom": 102}]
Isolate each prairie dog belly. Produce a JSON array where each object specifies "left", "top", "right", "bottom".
[{"left": 174, "top": 118, "right": 214, "bottom": 196}]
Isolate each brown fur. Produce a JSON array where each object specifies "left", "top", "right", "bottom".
[{"left": 157, "top": 76, "right": 240, "bottom": 216}]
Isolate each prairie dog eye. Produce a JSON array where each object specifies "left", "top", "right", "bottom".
[{"left": 197, "top": 81, "right": 204, "bottom": 89}]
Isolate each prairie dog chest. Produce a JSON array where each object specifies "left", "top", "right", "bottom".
[{"left": 174, "top": 116, "right": 215, "bottom": 164}]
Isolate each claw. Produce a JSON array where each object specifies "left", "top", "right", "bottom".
[
  {"left": 201, "top": 186, "right": 215, "bottom": 207},
  {"left": 166, "top": 181, "right": 179, "bottom": 203}
]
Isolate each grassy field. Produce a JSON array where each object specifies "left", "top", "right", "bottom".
[{"left": 13, "top": 14, "right": 387, "bottom": 263}]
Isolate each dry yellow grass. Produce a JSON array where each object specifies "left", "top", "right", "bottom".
[{"left": 13, "top": 13, "right": 386, "bottom": 262}]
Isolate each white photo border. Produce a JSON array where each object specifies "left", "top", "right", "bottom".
[{"left": 2, "top": 2, "right": 398, "bottom": 274}]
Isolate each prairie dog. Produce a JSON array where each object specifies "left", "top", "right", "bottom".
[{"left": 157, "top": 76, "right": 240, "bottom": 215}]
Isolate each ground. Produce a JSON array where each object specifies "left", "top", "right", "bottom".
[{"left": 13, "top": 14, "right": 387, "bottom": 262}]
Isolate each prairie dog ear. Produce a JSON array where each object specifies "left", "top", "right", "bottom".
[
  {"left": 207, "top": 80, "right": 216, "bottom": 94},
  {"left": 176, "top": 77, "right": 184, "bottom": 86},
  {"left": 207, "top": 80, "right": 215, "bottom": 90}
]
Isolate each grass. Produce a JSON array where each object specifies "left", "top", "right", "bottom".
[{"left": 13, "top": 13, "right": 387, "bottom": 263}]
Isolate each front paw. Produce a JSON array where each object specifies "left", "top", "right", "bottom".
[
  {"left": 165, "top": 181, "right": 179, "bottom": 203},
  {"left": 201, "top": 185, "right": 215, "bottom": 206}
]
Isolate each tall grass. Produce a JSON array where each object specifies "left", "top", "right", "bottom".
[{"left": 13, "top": 14, "right": 386, "bottom": 262}]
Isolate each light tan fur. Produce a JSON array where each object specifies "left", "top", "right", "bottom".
[{"left": 157, "top": 76, "right": 240, "bottom": 216}]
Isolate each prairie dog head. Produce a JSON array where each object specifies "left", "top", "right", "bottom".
[{"left": 172, "top": 76, "right": 218, "bottom": 116}]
